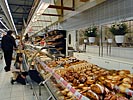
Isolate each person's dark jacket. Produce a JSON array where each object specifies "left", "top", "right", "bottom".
[{"left": 1, "top": 34, "right": 17, "bottom": 52}]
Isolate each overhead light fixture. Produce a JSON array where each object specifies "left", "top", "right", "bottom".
[
  {"left": 36, "top": 0, "right": 50, "bottom": 15},
  {"left": 0, "top": 20, "right": 9, "bottom": 30},
  {"left": 24, "top": 0, "right": 50, "bottom": 35},
  {"left": 0, "top": 29, "right": 6, "bottom": 33},
  {"left": 5, "top": 0, "right": 18, "bottom": 35}
]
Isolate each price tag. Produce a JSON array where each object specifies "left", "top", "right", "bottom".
[
  {"left": 59, "top": 77, "right": 64, "bottom": 83},
  {"left": 45, "top": 66, "right": 52, "bottom": 73},
  {"left": 69, "top": 87, "right": 76, "bottom": 94},
  {"left": 114, "top": 85, "right": 120, "bottom": 92},
  {"left": 126, "top": 89, "right": 133, "bottom": 96},
  {"left": 66, "top": 84, "right": 72, "bottom": 90},
  {"left": 74, "top": 91, "right": 82, "bottom": 100},
  {"left": 53, "top": 73, "right": 61, "bottom": 80},
  {"left": 62, "top": 79, "right": 68, "bottom": 87}
]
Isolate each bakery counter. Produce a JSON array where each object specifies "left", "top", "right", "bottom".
[
  {"left": 35, "top": 58, "right": 84, "bottom": 100},
  {"left": 45, "top": 76, "right": 79, "bottom": 100},
  {"left": 24, "top": 45, "right": 133, "bottom": 100},
  {"left": 74, "top": 52, "right": 133, "bottom": 73},
  {"left": 35, "top": 57, "right": 133, "bottom": 100}
]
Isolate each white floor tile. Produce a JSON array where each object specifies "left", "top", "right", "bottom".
[
  {"left": 23, "top": 95, "right": 36, "bottom": 100},
  {"left": 0, "top": 91, "right": 11, "bottom": 99},
  {"left": 1, "top": 98, "right": 11, "bottom": 100},
  {"left": 11, "top": 97, "right": 23, "bottom": 100},
  {"left": 0, "top": 57, "right": 50, "bottom": 100}
]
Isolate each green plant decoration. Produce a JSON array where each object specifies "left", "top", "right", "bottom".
[
  {"left": 109, "top": 23, "right": 128, "bottom": 35},
  {"left": 84, "top": 27, "right": 97, "bottom": 37}
]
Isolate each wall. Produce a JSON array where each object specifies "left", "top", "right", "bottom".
[
  {"left": 61, "top": 0, "right": 133, "bottom": 30},
  {"left": 80, "top": 45, "right": 133, "bottom": 59},
  {"left": 62, "top": 0, "right": 133, "bottom": 60}
]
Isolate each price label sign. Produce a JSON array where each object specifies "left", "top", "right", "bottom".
[
  {"left": 126, "top": 89, "right": 133, "bottom": 96},
  {"left": 66, "top": 84, "right": 72, "bottom": 90},
  {"left": 53, "top": 73, "right": 61, "bottom": 80},
  {"left": 62, "top": 79, "right": 68, "bottom": 86},
  {"left": 74, "top": 91, "right": 82, "bottom": 100}
]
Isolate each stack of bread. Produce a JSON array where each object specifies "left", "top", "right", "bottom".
[
  {"left": 26, "top": 55, "right": 132, "bottom": 100},
  {"left": 53, "top": 59, "right": 133, "bottom": 100}
]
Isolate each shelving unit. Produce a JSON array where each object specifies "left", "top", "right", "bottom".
[
  {"left": 45, "top": 30, "right": 66, "bottom": 55},
  {"left": 24, "top": 44, "right": 133, "bottom": 100}
]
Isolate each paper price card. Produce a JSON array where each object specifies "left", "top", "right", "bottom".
[
  {"left": 114, "top": 85, "right": 120, "bottom": 92},
  {"left": 126, "top": 89, "right": 133, "bottom": 96},
  {"left": 53, "top": 73, "right": 61, "bottom": 80},
  {"left": 74, "top": 91, "right": 82, "bottom": 100},
  {"left": 61, "top": 79, "right": 68, "bottom": 86},
  {"left": 66, "top": 84, "right": 72, "bottom": 90},
  {"left": 45, "top": 66, "right": 53, "bottom": 73},
  {"left": 59, "top": 77, "right": 64, "bottom": 83},
  {"left": 69, "top": 87, "right": 76, "bottom": 94}
]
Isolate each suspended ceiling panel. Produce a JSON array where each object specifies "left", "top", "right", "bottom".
[
  {"left": 61, "top": 0, "right": 133, "bottom": 30},
  {"left": 8, "top": 0, "right": 34, "bottom": 33}
]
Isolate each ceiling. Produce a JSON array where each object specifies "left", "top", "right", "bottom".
[
  {"left": 0, "top": 0, "right": 106, "bottom": 36},
  {"left": 0, "top": 5, "right": 9, "bottom": 33},
  {"left": 8, "top": 0, "right": 34, "bottom": 34}
]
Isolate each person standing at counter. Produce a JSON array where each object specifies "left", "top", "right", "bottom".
[{"left": 1, "top": 30, "right": 17, "bottom": 72}]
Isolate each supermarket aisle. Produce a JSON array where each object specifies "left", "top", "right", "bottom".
[{"left": 0, "top": 58, "right": 50, "bottom": 100}]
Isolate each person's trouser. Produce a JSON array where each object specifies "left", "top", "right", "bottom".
[{"left": 3, "top": 50, "right": 13, "bottom": 71}]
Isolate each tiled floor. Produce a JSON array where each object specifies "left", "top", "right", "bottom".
[{"left": 0, "top": 56, "right": 50, "bottom": 100}]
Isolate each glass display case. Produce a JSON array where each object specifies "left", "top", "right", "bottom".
[{"left": 24, "top": 44, "right": 133, "bottom": 100}]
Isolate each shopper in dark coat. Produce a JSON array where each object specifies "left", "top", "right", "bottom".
[{"left": 1, "top": 30, "right": 17, "bottom": 72}]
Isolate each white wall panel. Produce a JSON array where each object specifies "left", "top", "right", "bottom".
[{"left": 61, "top": 0, "right": 133, "bottom": 30}]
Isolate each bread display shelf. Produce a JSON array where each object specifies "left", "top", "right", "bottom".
[
  {"left": 24, "top": 45, "right": 132, "bottom": 100},
  {"left": 35, "top": 57, "right": 88, "bottom": 100},
  {"left": 45, "top": 30, "right": 66, "bottom": 55}
]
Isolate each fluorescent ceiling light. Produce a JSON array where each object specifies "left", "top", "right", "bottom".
[
  {"left": 0, "top": 29, "right": 6, "bottom": 33},
  {"left": 0, "top": 20, "right": 9, "bottom": 30},
  {"left": 36, "top": 3, "right": 49, "bottom": 15},
  {"left": 24, "top": 0, "right": 52, "bottom": 35},
  {"left": 5, "top": 0, "right": 18, "bottom": 35}
]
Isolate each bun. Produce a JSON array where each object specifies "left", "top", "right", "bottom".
[
  {"left": 86, "top": 90, "right": 99, "bottom": 100},
  {"left": 79, "top": 75, "right": 87, "bottom": 83},
  {"left": 90, "top": 84, "right": 104, "bottom": 94}
]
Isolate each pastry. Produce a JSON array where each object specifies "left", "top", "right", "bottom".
[
  {"left": 68, "top": 76, "right": 74, "bottom": 82},
  {"left": 67, "top": 92, "right": 73, "bottom": 98},
  {"left": 104, "top": 80, "right": 114, "bottom": 90},
  {"left": 79, "top": 75, "right": 87, "bottom": 83},
  {"left": 112, "top": 75, "right": 122, "bottom": 81},
  {"left": 86, "top": 90, "right": 99, "bottom": 100},
  {"left": 117, "top": 96, "right": 128, "bottom": 100},
  {"left": 86, "top": 80, "right": 95, "bottom": 85},
  {"left": 90, "top": 84, "right": 104, "bottom": 94},
  {"left": 122, "top": 77, "right": 132, "bottom": 84},
  {"left": 119, "top": 70, "right": 130, "bottom": 75},
  {"left": 73, "top": 79, "right": 80, "bottom": 86},
  {"left": 106, "top": 75, "right": 113, "bottom": 80},
  {"left": 119, "top": 83, "right": 131, "bottom": 93},
  {"left": 110, "top": 95, "right": 117, "bottom": 100},
  {"left": 78, "top": 84, "right": 84, "bottom": 88}
]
